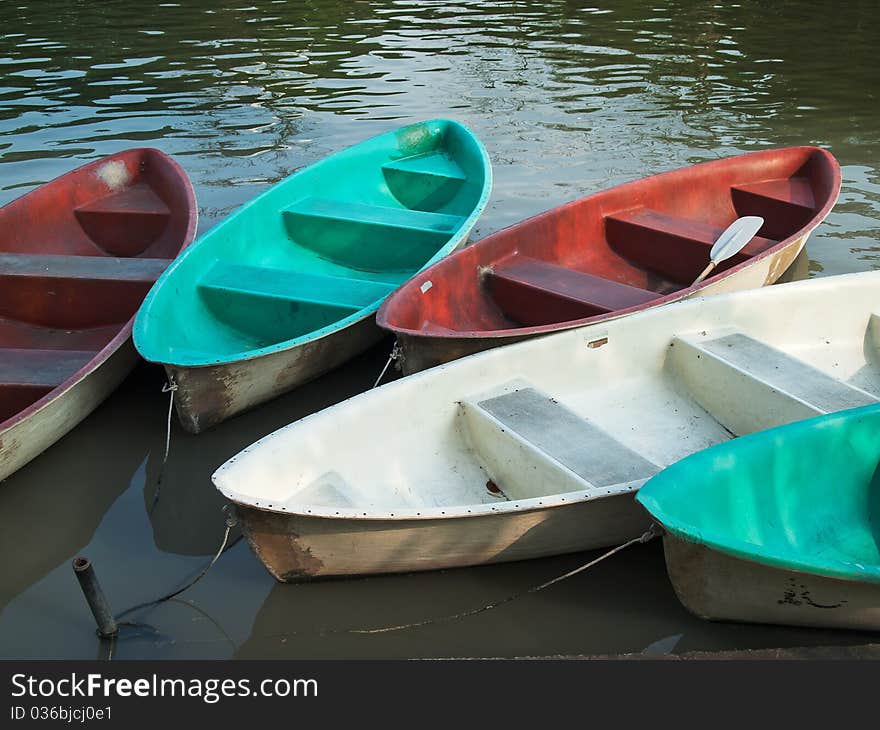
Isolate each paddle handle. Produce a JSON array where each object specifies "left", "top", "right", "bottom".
[{"left": 692, "top": 260, "right": 716, "bottom": 286}]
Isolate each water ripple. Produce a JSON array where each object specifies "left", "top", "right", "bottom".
[{"left": 0, "top": 0, "right": 876, "bottom": 273}]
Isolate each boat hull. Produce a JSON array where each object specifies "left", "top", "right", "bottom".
[
  {"left": 398, "top": 230, "right": 807, "bottom": 373},
  {"left": 0, "top": 336, "right": 136, "bottom": 482},
  {"left": 663, "top": 535, "right": 880, "bottom": 632},
  {"left": 235, "top": 492, "right": 647, "bottom": 581},
  {"left": 168, "top": 314, "right": 383, "bottom": 434},
  {"left": 216, "top": 270, "right": 880, "bottom": 583}
]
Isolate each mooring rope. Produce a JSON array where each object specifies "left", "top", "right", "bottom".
[
  {"left": 373, "top": 341, "right": 401, "bottom": 388},
  {"left": 148, "top": 379, "right": 178, "bottom": 516},
  {"left": 116, "top": 506, "right": 240, "bottom": 622},
  {"left": 161, "top": 379, "right": 177, "bottom": 462},
  {"left": 346, "top": 524, "right": 662, "bottom": 635},
  {"left": 106, "top": 598, "right": 238, "bottom": 660},
  {"left": 103, "top": 521, "right": 661, "bottom": 652}
]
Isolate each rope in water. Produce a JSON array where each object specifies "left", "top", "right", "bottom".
[
  {"left": 346, "top": 524, "right": 661, "bottom": 635},
  {"left": 231, "top": 524, "right": 663, "bottom": 643},
  {"left": 148, "top": 379, "right": 178, "bottom": 516},
  {"left": 161, "top": 379, "right": 177, "bottom": 464},
  {"left": 116, "top": 506, "right": 239, "bottom": 622},
  {"left": 105, "top": 596, "right": 237, "bottom": 660},
  {"left": 373, "top": 342, "right": 401, "bottom": 388},
  {"left": 105, "top": 518, "right": 660, "bottom": 651}
]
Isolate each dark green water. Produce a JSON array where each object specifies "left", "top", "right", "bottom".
[{"left": 1, "top": 0, "right": 879, "bottom": 659}]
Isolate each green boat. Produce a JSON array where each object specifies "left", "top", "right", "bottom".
[
  {"left": 637, "top": 404, "right": 880, "bottom": 631},
  {"left": 134, "top": 120, "right": 492, "bottom": 433}
]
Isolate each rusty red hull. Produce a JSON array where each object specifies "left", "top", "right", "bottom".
[
  {"left": 377, "top": 147, "right": 841, "bottom": 373},
  {"left": 0, "top": 149, "right": 197, "bottom": 481}
]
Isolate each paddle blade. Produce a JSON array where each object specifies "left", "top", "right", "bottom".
[{"left": 710, "top": 216, "right": 764, "bottom": 263}]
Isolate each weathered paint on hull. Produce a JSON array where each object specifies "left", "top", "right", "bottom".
[
  {"left": 0, "top": 336, "right": 137, "bottom": 482},
  {"left": 168, "top": 314, "right": 384, "bottom": 434},
  {"left": 663, "top": 535, "right": 880, "bottom": 632},
  {"left": 235, "top": 492, "right": 649, "bottom": 581},
  {"left": 398, "top": 233, "right": 807, "bottom": 374}
]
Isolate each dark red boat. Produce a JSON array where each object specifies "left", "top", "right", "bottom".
[
  {"left": 0, "top": 148, "right": 197, "bottom": 481},
  {"left": 377, "top": 147, "right": 841, "bottom": 373}
]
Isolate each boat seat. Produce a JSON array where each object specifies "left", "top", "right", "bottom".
[
  {"left": 0, "top": 317, "right": 119, "bottom": 352},
  {"left": 461, "top": 385, "right": 659, "bottom": 500},
  {"left": 74, "top": 182, "right": 171, "bottom": 257},
  {"left": 284, "top": 198, "right": 462, "bottom": 236},
  {"left": 383, "top": 152, "right": 465, "bottom": 184},
  {"left": 198, "top": 262, "right": 397, "bottom": 312},
  {"left": 605, "top": 208, "right": 776, "bottom": 285},
  {"left": 731, "top": 177, "right": 816, "bottom": 240},
  {"left": 0, "top": 253, "right": 170, "bottom": 283},
  {"left": 0, "top": 254, "right": 170, "bottom": 329},
  {"left": 0, "top": 347, "right": 95, "bottom": 388},
  {"left": 667, "top": 330, "right": 878, "bottom": 435},
  {"left": 484, "top": 256, "right": 660, "bottom": 327},
  {"left": 0, "top": 347, "right": 97, "bottom": 421},
  {"left": 382, "top": 151, "right": 466, "bottom": 210},
  {"left": 282, "top": 198, "right": 464, "bottom": 270}
]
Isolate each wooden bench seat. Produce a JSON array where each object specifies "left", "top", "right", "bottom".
[
  {"left": 198, "top": 262, "right": 397, "bottom": 312},
  {"left": 485, "top": 256, "right": 660, "bottom": 326},
  {"left": 282, "top": 198, "right": 464, "bottom": 270},
  {"left": 731, "top": 178, "right": 817, "bottom": 240},
  {"left": 0, "top": 253, "right": 169, "bottom": 283},
  {"left": 0, "top": 253, "right": 171, "bottom": 329},
  {"left": 462, "top": 385, "right": 659, "bottom": 500},
  {"left": 382, "top": 151, "right": 466, "bottom": 210},
  {"left": 283, "top": 198, "right": 462, "bottom": 237},
  {"left": 668, "top": 330, "right": 877, "bottom": 435},
  {"left": 605, "top": 208, "right": 776, "bottom": 285},
  {"left": 74, "top": 182, "right": 171, "bottom": 257},
  {"left": 0, "top": 348, "right": 96, "bottom": 388}
]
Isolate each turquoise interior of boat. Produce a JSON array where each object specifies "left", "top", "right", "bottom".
[
  {"left": 133, "top": 119, "right": 491, "bottom": 366},
  {"left": 637, "top": 404, "right": 880, "bottom": 583}
]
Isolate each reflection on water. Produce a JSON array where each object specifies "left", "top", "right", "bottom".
[{"left": 1, "top": 0, "right": 879, "bottom": 658}]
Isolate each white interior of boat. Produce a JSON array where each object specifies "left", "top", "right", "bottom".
[{"left": 213, "top": 271, "right": 880, "bottom": 520}]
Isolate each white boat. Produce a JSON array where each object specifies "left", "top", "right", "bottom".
[{"left": 213, "top": 270, "right": 880, "bottom": 581}]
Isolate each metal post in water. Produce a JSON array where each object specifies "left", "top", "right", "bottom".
[{"left": 72, "top": 557, "right": 118, "bottom": 639}]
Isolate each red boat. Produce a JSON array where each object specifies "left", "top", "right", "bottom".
[
  {"left": 0, "top": 149, "right": 197, "bottom": 481},
  {"left": 377, "top": 147, "right": 841, "bottom": 373}
]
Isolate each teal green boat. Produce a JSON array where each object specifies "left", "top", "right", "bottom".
[
  {"left": 134, "top": 120, "right": 492, "bottom": 432},
  {"left": 638, "top": 404, "right": 880, "bottom": 631}
]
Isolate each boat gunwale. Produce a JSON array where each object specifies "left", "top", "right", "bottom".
[
  {"left": 0, "top": 148, "right": 198, "bottom": 439},
  {"left": 375, "top": 145, "right": 841, "bottom": 340},
  {"left": 215, "top": 470, "right": 642, "bottom": 522},
  {"left": 638, "top": 403, "right": 880, "bottom": 586},
  {"left": 133, "top": 119, "right": 493, "bottom": 369}
]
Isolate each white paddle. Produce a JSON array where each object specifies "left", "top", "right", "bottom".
[{"left": 692, "top": 215, "right": 765, "bottom": 286}]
